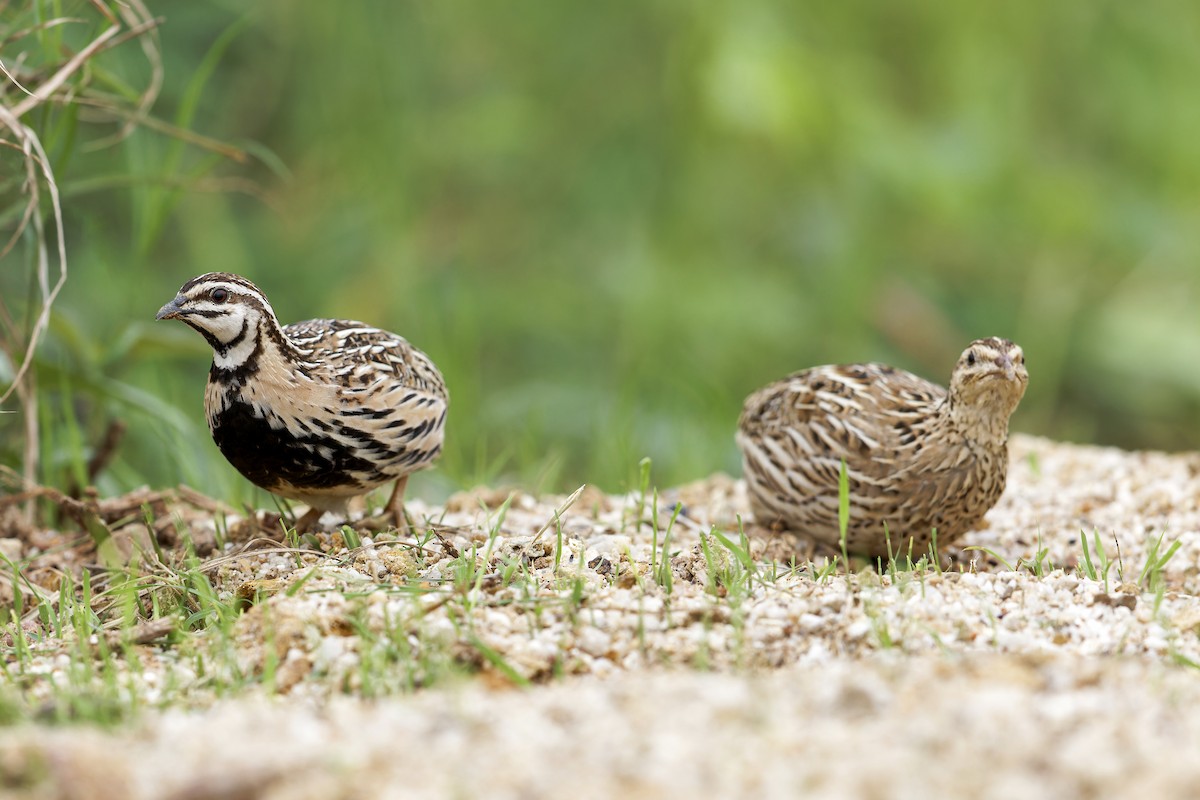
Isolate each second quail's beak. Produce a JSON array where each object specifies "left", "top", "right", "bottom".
[
  {"left": 156, "top": 296, "right": 185, "bottom": 321},
  {"left": 994, "top": 351, "right": 1025, "bottom": 383}
]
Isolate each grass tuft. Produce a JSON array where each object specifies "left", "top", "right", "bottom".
[{"left": 837, "top": 459, "right": 851, "bottom": 572}]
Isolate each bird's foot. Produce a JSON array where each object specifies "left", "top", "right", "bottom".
[{"left": 357, "top": 508, "right": 412, "bottom": 535}]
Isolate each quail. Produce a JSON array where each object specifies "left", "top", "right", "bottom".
[
  {"left": 736, "top": 338, "right": 1027, "bottom": 558},
  {"left": 157, "top": 273, "right": 447, "bottom": 531}
]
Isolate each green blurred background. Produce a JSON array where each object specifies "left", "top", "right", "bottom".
[{"left": 4, "top": 1, "right": 1200, "bottom": 507}]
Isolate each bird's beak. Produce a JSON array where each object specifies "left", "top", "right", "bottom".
[
  {"left": 993, "top": 352, "right": 1023, "bottom": 382},
  {"left": 156, "top": 296, "right": 185, "bottom": 320}
]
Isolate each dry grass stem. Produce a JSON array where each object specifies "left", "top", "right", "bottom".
[{"left": 0, "top": 1, "right": 165, "bottom": 513}]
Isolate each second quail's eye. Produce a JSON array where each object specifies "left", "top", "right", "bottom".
[
  {"left": 966, "top": 352, "right": 976, "bottom": 366},
  {"left": 211, "top": 288, "right": 229, "bottom": 303}
]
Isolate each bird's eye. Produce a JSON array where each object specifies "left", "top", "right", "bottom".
[
  {"left": 966, "top": 351, "right": 976, "bottom": 366},
  {"left": 211, "top": 288, "right": 229, "bottom": 303}
]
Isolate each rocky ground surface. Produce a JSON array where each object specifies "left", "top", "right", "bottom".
[{"left": 3, "top": 434, "right": 1200, "bottom": 799}]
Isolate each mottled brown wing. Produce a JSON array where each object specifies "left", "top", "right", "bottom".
[
  {"left": 287, "top": 319, "right": 447, "bottom": 395},
  {"left": 285, "top": 319, "right": 448, "bottom": 480},
  {"left": 737, "top": 363, "right": 946, "bottom": 531},
  {"left": 742, "top": 364, "right": 943, "bottom": 465}
]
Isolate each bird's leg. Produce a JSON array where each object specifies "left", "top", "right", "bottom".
[
  {"left": 384, "top": 474, "right": 411, "bottom": 533},
  {"left": 292, "top": 506, "right": 325, "bottom": 533}
]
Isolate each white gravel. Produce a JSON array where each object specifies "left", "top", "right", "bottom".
[{"left": 3, "top": 434, "right": 1200, "bottom": 799}]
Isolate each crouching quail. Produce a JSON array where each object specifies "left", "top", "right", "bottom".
[
  {"left": 157, "top": 273, "right": 447, "bottom": 532},
  {"left": 736, "top": 337, "right": 1027, "bottom": 558}
]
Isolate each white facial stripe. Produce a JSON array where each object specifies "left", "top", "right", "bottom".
[
  {"left": 200, "top": 304, "right": 254, "bottom": 346},
  {"left": 213, "top": 324, "right": 260, "bottom": 369}
]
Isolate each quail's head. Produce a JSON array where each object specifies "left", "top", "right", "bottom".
[
  {"left": 156, "top": 273, "right": 274, "bottom": 352},
  {"left": 949, "top": 337, "right": 1028, "bottom": 422}
]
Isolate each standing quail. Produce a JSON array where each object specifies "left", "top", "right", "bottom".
[
  {"left": 737, "top": 337, "right": 1027, "bottom": 558},
  {"left": 157, "top": 272, "right": 447, "bottom": 531}
]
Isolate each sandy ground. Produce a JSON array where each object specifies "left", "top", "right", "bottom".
[{"left": 3, "top": 434, "right": 1200, "bottom": 799}]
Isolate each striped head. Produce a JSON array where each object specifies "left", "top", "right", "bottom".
[
  {"left": 947, "top": 337, "right": 1028, "bottom": 441},
  {"left": 156, "top": 273, "right": 283, "bottom": 371}
]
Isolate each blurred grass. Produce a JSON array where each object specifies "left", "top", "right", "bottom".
[{"left": 4, "top": 0, "right": 1200, "bottom": 504}]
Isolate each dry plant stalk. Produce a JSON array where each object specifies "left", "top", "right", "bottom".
[{"left": 0, "top": 1, "right": 161, "bottom": 517}]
